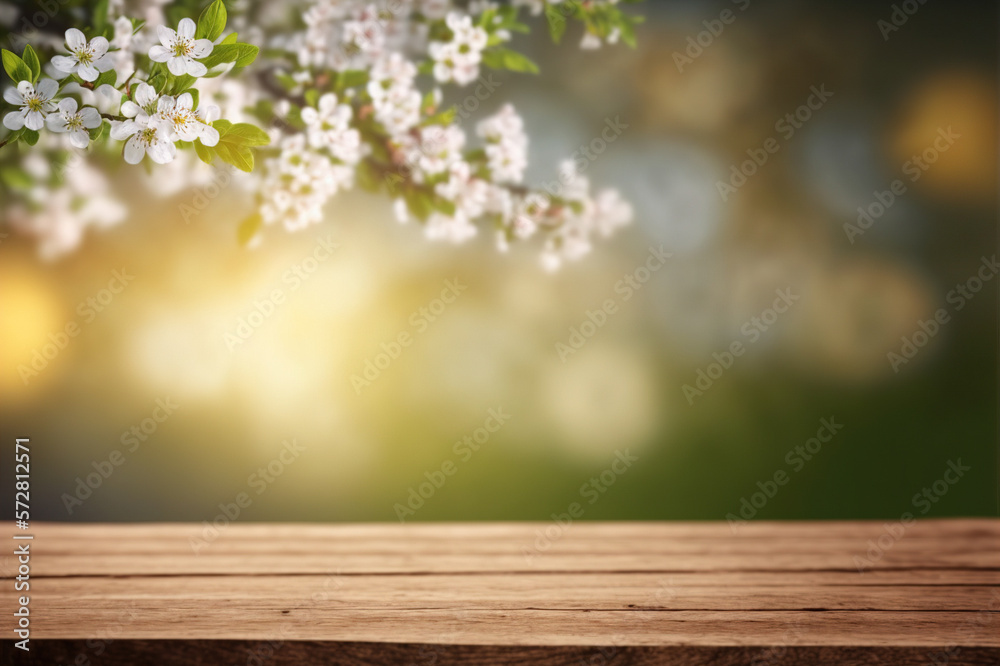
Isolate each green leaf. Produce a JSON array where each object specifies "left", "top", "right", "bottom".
[
  {"left": 545, "top": 3, "right": 567, "bottom": 44},
  {"left": 304, "top": 88, "right": 319, "bottom": 108},
  {"left": 237, "top": 213, "right": 262, "bottom": 245},
  {"left": 21, "top": 45, "right": 39, "bottom": 83},
  {"left": 93, "top": 0, "right": 109, "bottom": 33},
  {"left": 0, "top": 166, "right": 32, "bottom": 189},
  {"left": 213, "top": 119, "right": 234, "bottom": 135},
  {"left": 221, "top": 32, "right": 238, "bottom": 45},
  {"left": 88, "top": 120, "right": 108, "bottom": 141},
  {"left": 482, "top": 48, "right": 539, "bottom": 74},
  {"left": 168, "top": 74, "right": 196, "bottom": 95},
  {"left": 196, "top": 0, "right": 227, "bottom": 42},
  {"left": 22, "top": 129, "right": 38, "bottom": 146},
  {"left": 94, "top": 69, "right": 117, "bottom": 89},
  {"left": 2, "top": 49, "right": 32, "bottom": 83},
  {"left": 194, "top": 141, "right": 214, "bottom": 164},
  {"left": 233, "top": 44, "right": 259, "bottom": 67},
  {"left": 434, "top": 197, "right": 456, "bottom": 216},
  {"left": 501, "top": 49, "right": 539, "bottom": 74},
  {"left": 355, "top": 159, "right": 380, "bottom": 193},
  {"left": 404, "top": 187, "right": 433, "bottom": 221},
  {"left": 223, "top": 123, "right": 270, "bottom": 147},
  {"left": 215, "top": 141, "right": 254, "bottom": 172},
  {"left": 421, "top": 106, "right": 456, "bottom": 127},
  {"left": 199, "top": 43, "right": 258, "bottom": 70},
  {"left": 336, "top": 69, "right": 368, "bottom": 91}
]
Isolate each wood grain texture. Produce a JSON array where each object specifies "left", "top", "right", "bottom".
[{"left": 2, "top": 520, "right": 998, "bottom": 665}]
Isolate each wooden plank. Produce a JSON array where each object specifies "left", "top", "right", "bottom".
[
  {"left": 8, "top": 642, "right": 1000, "bottom": 666},
  {"left": 2, "top": 520, "right": 998, "bottom": 665},
  {"left": 22, "top": 574, "right": 1000, "bottom": 609}
]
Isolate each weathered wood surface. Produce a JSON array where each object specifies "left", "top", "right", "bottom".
[{"left": 2, "top": 519, "right": 998, "bottom": 665}]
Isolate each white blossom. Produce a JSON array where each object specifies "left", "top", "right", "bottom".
[
  {"left": 3, "top": 79, "right": 58, "bottom": 131},
  {"left": 51, "top": 29, "right": 115, "bottom": 82},
  {"left": 44, "top": 98, "right": 102, "bottom": 148},
  {"left": 111, "top": 110, "right": 177, "bottom": 164},
  {"left": 157, "top": 93, "right": 220, "bottom": 146},
  {"left": 477, "top": 104, "right": 528, "bottom": 184},
  {"left": 148, "top": 18, "right": 214, "bottom": 76},
  {"left": 120, "top": 82, "right": 161, "bottom": 118}
]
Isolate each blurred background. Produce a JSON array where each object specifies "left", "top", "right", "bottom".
[{"left": 1, "top": 0, "right": 997, "bottom": 522}]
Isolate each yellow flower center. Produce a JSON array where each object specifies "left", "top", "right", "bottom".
[
  {"left": 172, "top": 39, "right": 193, "bottom": 57},
  {"left": 75, "top": 48, "right": 94, "bottom": 65}
]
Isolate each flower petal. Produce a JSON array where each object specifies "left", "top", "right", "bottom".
[
  {"left": 25, "top": 111, "right": 44, "bottom": 131},
  {"left": 94, "top": 54, "right": 115, "bottom": 73},
  {"left": 70, "top": 129, "right": 90, "bottom": 148},
  {"left": 201, "top": 104, "right": 220, "bottom": 123},
  {"left": 166, "top": 57, "right": 187, "bottom": 76},
  {"left": 120, "top": 100, "right": 141, "bottom": 118},
  {"left": 3, "top": 86, "right": 22, "bottom": 105},
  {"left": 124, "top": 135, "right": 144, "bottom": 164},
  {"left": 148, "top": 45, "right": 171, "bottom": 62},
  {"left": 3, "top": 111, "right": 24, "bottom": 130},
  {"left": 110, "top": 119, "right": 137, "bottom": 140},
  {"left": 46, "top": 114, "right": 67, "bottom": 131},
  {"left": 80, "top": 107, "right": 102, "bottom": 128},
  {"left": 148, "top": 139, "right": 176, "bottom": 164},
  {"left": 77, "top": 63, "right": 99, "bottom": 82},
  {"left": 177, "top": 18, "right": 196, "bottom": 39},
  {"left": 35, "top": 78, "right": 58, "bottom": 100},
  {"left": 185, "top": 60, "right": 207, "bottom": 77},
  {"left": 175, "top": 93, "right": 193, "bottom": 111},
  {"left": 134, "top": 83, "right": 156, "bottom": 108},
  {"left": 16, "top": 80, "right": 34, "bottom": 98},
  {"left": 65, "top": 28, "right": 86, "bottom": 51},
  {"left": 157, "top": 25, "right": 177, "bottom": 47},
  {"left": 198, "top": 125, "right": 219, "bottom": 147},
  {"left": 50, "top": 55, "right": 77, "bottom": 72},
  {"left": 191, "top": 39, "right": 213, "bottom": 58},
  {"left": 89, "top": 36, "right": 110, "bottom": 57},
  {"left": 58, "top": 97, "right": 78, "bottom": 114},
  {"left": 157, "top": 96, "right": 176, "bottom": 113}
]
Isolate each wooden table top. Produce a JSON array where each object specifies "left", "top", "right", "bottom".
[{"left": 3, "top": 519, "right": 999, "bottom": 664}]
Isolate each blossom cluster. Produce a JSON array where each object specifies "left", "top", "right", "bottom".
[
  {"left": 2, "top": 0, "right": 642, "bottom": 268},
  {"left": 249, "top": 0, "right": 640, "bottom": 268}
]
